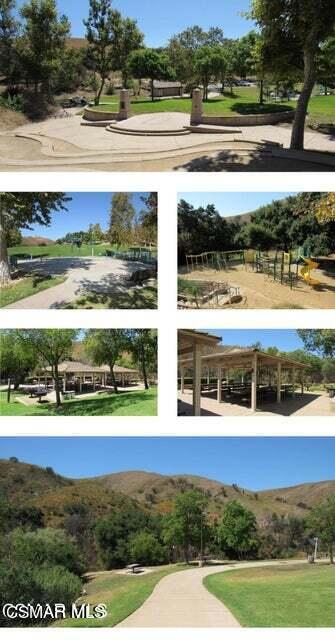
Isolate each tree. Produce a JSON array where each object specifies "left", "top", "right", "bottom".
[
  {"left": 84, "top": 0, "right": 122, "bottom": 105},
  {"left": 95, "top": 504, "right": 149, "bottom": 568},
  {"left": 297, "top": 330, "right": 335, "bottom": 358},
  {"left": 237, "top": 222, "right": 277, "bottom": 250},
  {"left": 218, "top": 500, "right": 260, "bottom": 560},
  {"left": 250, "top": 0, "right": 335, "bottom": 150},
  {"left": 19, "top": 0, "right": 70, "bottom": 96},
  {"left": 194, "top": 46, "right": 216, "bottom": 101},
  {"left": 128, "top": 48, "right": 175, "bottom": 102},
  {"left": 128, "top": 531, "right": 166, "bottom": 566},
  {"left": 88, "top": 222, "right": 104, "bottom": 243},
  {"left": 317, "top": 35, "right": 335, "bottom": 96},
  {"left": 113, "top": 16, "right": 144, "bottom": 88},
  {"left": 16, "top": 329, "right": 78, "bottom": 407},
  {"left": 139, "top": 192, "right": 158, "bottom": 244},
  {"left": 163, "top": 490, "right": 209, "bottom": 563},
  {"left": 0, "top": 330, "right": 36, "bottom": 401},
  {"left": 108, "top": 192, "right": 135, "bottom": 247},
  {"left": 84, "top": 329, "right": 127, "bottom": 393},
  {"left": 308, "top": 495, "right": 335, "bottom": 563},
  {"left": 0, "top": 191, "right": 70, "bottom": 286},
  {"left": 314, "top": 193, "right": 335, "bottom": 224},
  {"left": 126, "top": 329, "right": 157, "bottom": 390},
  {"left": 0, "top": 0, "right": 19, "bottom": 89},
  {"left": 322, "top": 359, "right": 335, "bottom": 383}
]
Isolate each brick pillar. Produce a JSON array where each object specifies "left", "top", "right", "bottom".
[
  {"left": 191, "top": 88, "right": 203, "bottom": 125},
  {"left": 118, "top": 89, "right": 131, "bottom": 120}
]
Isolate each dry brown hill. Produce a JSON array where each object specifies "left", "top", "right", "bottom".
[
  {"left": 1, "top": 461, "right": 334, "bottom": 525},
  {"left": 66, "top": 38, "right": 87, "bottom": 50},
  {"left": 224, "top": 212, "right": 252, "bottom": 225},
  {"left": 21, "top": 236, "right": 55, "bottom": 246}
]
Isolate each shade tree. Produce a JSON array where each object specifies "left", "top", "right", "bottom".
[
  {"left": 308, "top": 495, "right": 335, "bottom": 563},
  {"left": 84, "top": 329, "right": 128, "bottom": 393},
  {"left": 128, "top": 48, "right": 175, "bottom": 101},
  {"left": 218, "top": 500, "right": 260, "bottom": 560},
  {"left": 125, "top": 329, "right": 157, "bottom": 390},
  {"left": 108, "top": 192, "right": 135, "bottom": 247},
  {"left": 163, "top": 490, "right": 209, "bottom": 563},
  {"left": 0, "top": 191, "right": 70, "bottom": 286}
]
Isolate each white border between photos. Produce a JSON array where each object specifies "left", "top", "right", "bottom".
[{"left": 0, "top": 171, "right": 335, "bottom": 638}]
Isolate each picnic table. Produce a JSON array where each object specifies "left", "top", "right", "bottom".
[
  {"left": 63, "top": 390, "right": 76, "bottom": 400},
  {"left": 30, "top": 388, "right": 48, "bottom": 403},
  {"left": 126, "top": 563, "right": 142, "bottom": 574}
]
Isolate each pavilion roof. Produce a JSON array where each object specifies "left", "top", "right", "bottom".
[
  {"left": 179, "top": 347, "right": 308, "bottom": 370},
  {"left": 40, "top": 361, "right": 138, "bottom": 374}
]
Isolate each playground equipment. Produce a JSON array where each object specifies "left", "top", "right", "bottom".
[
  {"left": 106, "top": 246, "right": 157, "bottom": 266},
  {"left": 300, "top": 257, "right": 321, "bottom": 288},
  {"left": 178, "top": 279, "right": 242, "bottom": 308},
  {"left": 185, "top": 247, "right": 321, "bottom": 291}
]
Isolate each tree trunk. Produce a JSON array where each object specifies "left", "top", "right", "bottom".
[
  {"left": 54, "top": 362, "right": 62, "bottom": 408},
  {"left": 330, "top": 544, "right": 334, "bottom": 564},
  {"left": 141, "top": 345, "right": 149, "bottom": 390},
  {"left": 7, "top": 378, "right": 11, "bottom": 404},
  {"left": 151, "top": 78, "right": 154, "bottom": 102},
  {"left": 96, "top": 76, "right": 106, "bottom": 106},
  {"left": 221, "top": 77, "right": 225, "bottom": 95},
  {"left": 0, "top": 216, "right": 11, "bottom": 287},
  {"left": 110, "top": 365, "right": 118, "bottom": 394},
  {"left": 290, "top": 48, "right": 316, "bottom": 150},
  {"left": 259, "top": 79, "right": 264, "bottom": 105}
]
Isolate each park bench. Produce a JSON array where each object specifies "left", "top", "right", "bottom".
[
  {"left": 126, "top": 563, "right": 142, "bottom": 574},
  {"left": 29, "top": 388, "right": 48, "bottom": 402},
  {"left": 63, "top": 390, "right": 76, "bottom": 400}
]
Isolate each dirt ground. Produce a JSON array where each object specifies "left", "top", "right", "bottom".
[{"left": 179, "top": 263, "right": 335, "bottom": 309}]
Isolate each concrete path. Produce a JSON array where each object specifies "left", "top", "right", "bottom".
[
  {"left": 4, "top": 256, "right": 148, "bottom": 309},
  {"left": 118, "top": 559, "right": 304, "bottom": 628},
  {"left": 0, "top": 113, "right": 333, "bottom": 171}
]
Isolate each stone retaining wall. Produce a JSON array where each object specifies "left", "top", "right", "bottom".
[
  {"left": 199, "top": 111, "right": 295, "bottom": 126},
  {"left": 83, "top": 107, "right": 119, "bottom": 122}
]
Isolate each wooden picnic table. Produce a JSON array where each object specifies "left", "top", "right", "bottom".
[{"left": 126, "top": 563, "right": 142, "bottom": 574}]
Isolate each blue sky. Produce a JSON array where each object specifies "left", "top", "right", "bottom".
[
  {"left": 24, "top": 192, "right": 148, "bottom": 240},
  {"left": 0, "top": 438, "right": 334, "bottom": 489},
  {"left": 206, "top": 330, "right": 306, "bottom": 353},
  {"left": 15, "top": 0, "right": 254, "bottom": 47},
  {"left": 179, "top": 192, "right": 297, "bottom": 218}
]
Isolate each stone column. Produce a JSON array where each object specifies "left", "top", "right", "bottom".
[
  {"left": 191, "top": 88, "right": 203, "bottom": 125},
  {"left": 193, "top": 343, "right": 202, "bottom": 417},
  {"left": 277, "top": 362, "right": 282, "bottom": 403},
  {"left": 118, "top": 89, "right": 131, "bottom": 120}
]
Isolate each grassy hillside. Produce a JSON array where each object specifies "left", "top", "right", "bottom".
[{"left": 2, "top": 462, "right": 332, "bottom": 524}]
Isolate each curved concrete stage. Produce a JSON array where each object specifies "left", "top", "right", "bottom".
[{"left": 106, "top": 112, "right": 191, "bottom": 136}]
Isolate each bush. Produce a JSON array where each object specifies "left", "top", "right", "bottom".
[
  {"left": 0, "top": 94, "right": 24, "bottom": 112},
  {"left": 9, "top": 528, "right": 85, "bottom": 576},
  {"left": 0, "top": 562, "right": 43, "bottom": 627},
  {"left": 34, "top": 565, "right": 82, "bottom": 611},
  {"left": 105, "top": 81, "right": 115, "bottom": 95},
  {"left": 128, "top": 532, "right": 167, "bottom": 566}
]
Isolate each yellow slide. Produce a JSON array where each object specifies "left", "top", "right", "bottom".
[{"left": 300, "top": 257, "right": 321, "bottom": 288}]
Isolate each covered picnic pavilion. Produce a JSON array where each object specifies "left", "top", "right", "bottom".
[
  {"left": 29, "top": 361, "right": 139, "bottom": 394},
  {"left": 178, "top": 330, "right": 308, "bottom": 416}
]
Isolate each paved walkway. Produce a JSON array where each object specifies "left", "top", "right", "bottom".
[
  {"left": 178, "top": 390, "right": 335, "bottom": 417},
  {"left": 0, "top": 112, "right": 333, "bottom": 171},
  {"left": 4, "top": 256, "right": 148, "bottom": 309},
  {"left": 118, "top": 559, "right": 304, "bottom": 628}
]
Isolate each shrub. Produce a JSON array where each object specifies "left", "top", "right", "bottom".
[
  {"left": 9, "top": 528, "right": 85, "bottom": 576},
  {"left": 128, "top": 531, "right": 167, "bottom": 566},
  {"left": 34, "top": 565, "right": 82, "bottom": 611},
  {"left": 105, "top": 81, "right": 115, "bottom": 95}
]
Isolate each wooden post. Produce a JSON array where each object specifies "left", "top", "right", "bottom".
[
  {"left": 301, "top": 370, "right": 305, "bottom": 394},
  {"left": 277, "top": 362, "right": 282, "bottom": 403},
  {"left": 292, "top": 368, "right": 296, "bottom": 396},
  {"left": 251, "top": 353, "right": 258, "bottom": 412},
  {"left": 7, "top": 378, "right": 11, "bottom": 404},
  {"left": 193, "top": 342, "right": 202, "bottom": 417},
  {"left": 80, "top": 376, "right": 82, "bottom": 393},
  {"left": 207, "top": 368, "right": 210, "bottom": 387},
  {"left": 93, "top": 373, "right": 96, "bottom": 391},
  {"left": 63, "top": 374, "right": 66, "bottom": 393},
  {"left": 181, "top": 367, "right": 185, "bottom": 394},
  {"left": 217, "top": 367, "right": 222, "bottom": 403}
]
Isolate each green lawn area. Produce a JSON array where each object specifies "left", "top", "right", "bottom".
[
  {"left": 0, "top": 275, "right": 66, "bottom": 307},
  {"left": 204, "top": 564, "right": 335, "bottom": 627},
  {"left": 91, "top": 86, "right": 335, "bottom": 124},
  {"left": 8, "top": 243, "right": 113, "bottom": 259},
  {"left": 0, "top": 387, "right": 157, "bottom": 417},
  {"left": 56, "top": 564, "right": 187, "bottom": 628},
  {"left": 61, "top": 285, "right": 157, "bottom": 309}
]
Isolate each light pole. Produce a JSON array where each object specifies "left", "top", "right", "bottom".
[{"left": 314, "top": 537, "right": 319, "bottom": 562}]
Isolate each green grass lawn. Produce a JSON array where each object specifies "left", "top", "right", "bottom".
[
  {"left": 61, "top": 285, "right": 157, "bottom": 309},
  {"left": 8, "top": 243, "right": 113, "bottom": 259},
  {"left": 0, "top": 387, "right": 157, "bottom": 417},
  {"left": 91, "top": 87, "right": 335, "bottom": 124},
  {"left": 56, "top": 564, "right": 187, "bottom": 628},
  {"left": 204, "top": 564, "right": 335, "bottom": 627},
  {"left": 0, "top": 274, "right": 66, "bottom": 307}
]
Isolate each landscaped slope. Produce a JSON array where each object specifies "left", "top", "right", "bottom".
[{"left": 1, "top": 461, "right": 335, "bottom": 524}]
